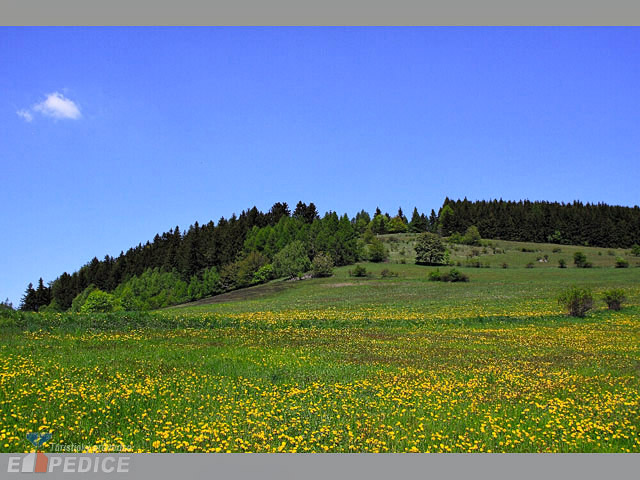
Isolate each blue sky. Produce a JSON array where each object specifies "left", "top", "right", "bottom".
[{"left": 1, "top": 27, "right": 639, "bottom": 305}]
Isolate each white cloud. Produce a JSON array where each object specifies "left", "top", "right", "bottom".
[
  {"left": 32, "top": 92, "right": 81, "bottom": 120},
  {"left": 16, "top": 109, "right": 33, "bottom": 122}
]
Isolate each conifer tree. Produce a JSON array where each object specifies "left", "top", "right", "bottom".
[
  {"left": 20, "top": 283, "right": 37, "bottom": 311},
  {"left": 409, "top": 207, "right": 425, "bottom": 233}
]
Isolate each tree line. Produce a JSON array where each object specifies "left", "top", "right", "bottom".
[
  {"left": 439, "top": 198, "right": 640, "bottom": 248},
  {"left": 17, "top": 198, "right": 640, "bottom": 311},
  {"left": 20, "top": 201, "right": 433, "bottom": 312}
]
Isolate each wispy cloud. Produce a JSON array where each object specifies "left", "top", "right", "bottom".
[
  {"left": 16, "top": 109, "right": 33, "bottom": 122},
  {"left": 18, "top": 92, "right": 82, "bottom": 122}
]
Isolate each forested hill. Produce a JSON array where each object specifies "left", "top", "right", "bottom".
[
  {"left": 18, "top": 199, "right": 640, "bottom": 312},
  {"left": 439, "top": 198, "right": 640, "bottom": 248}
]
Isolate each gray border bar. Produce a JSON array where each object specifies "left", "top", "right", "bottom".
[
  {"left": 2, "top": 453, "right": 640, "bottom": 480},
  {"left": 1, "top": 0, "right": 640, "bottom": 25}
]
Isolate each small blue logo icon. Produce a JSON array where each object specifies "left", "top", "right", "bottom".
[{"left": 26, "top": 432, "right": 52, "bottom": 449}]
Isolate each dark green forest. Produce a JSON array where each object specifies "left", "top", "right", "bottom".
[
  {"left": 18, "top": 199, "right": 640, "bottom": 312},
  {"left": 440, "top": 198, "right": 640, "bottom": 247}
]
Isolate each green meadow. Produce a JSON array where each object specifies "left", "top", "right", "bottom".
[{"left": 1, "top": 238, "right": 639, "bottom": 453}]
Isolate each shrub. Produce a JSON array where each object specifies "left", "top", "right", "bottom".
[
  {"left": 428, "top": 269, "right": 442, "bottom": 281},
  {"left": 39, "top": 300, "right": 63, "bottom": 313},
  {"left": 526, "top": 262, "right": 534, "bottom": 268},
  {"left": 521, "top": 247, "right": 535, "bottom": 253},
  {"left": 430, "top": 268, "right": 469, "bottom": 282},
  {"left": 448, "top": 232, "right": 464, "bottom": 244},
  {"left": 552, "top": 247, "right": 562, "bottom": 253},
  {"left": 502, "top": 263, "right": 508, "bottom": 269},
  {"left": 558, "top": 286, "right": 594, "bottom": 317},
  {"left": 253, "top": 264, "right": 275, "bottom": 284},
  {"left": 71, "top": 284, "right": 98, "bottom": 312},
  {"left": 602, "top": 289, "right": 626, "bottom": 311},
  {"left": 607, "top": 250, "right": 615, "bottom": 256},
  {"left": 380, "top": 268, "right": 398, "bottom": 278},
  {"left": 614, "top": 257, "right": 629, "bottom": 268},
  {"left": 558, "top": 258, "right": 567, "bottom": 268},
  {"left": 631, "top": 244, "right": 640, "bottom": 257},
  {"left": 118, "top": 285, "right": 147, "bottom": 311},
  {"left": 350, "top": 265, "right": 368, "bottom": 277},
  {"left": 0, "top": 299, "right": 14, "bottom": 314},
  {"left": 311, "top": 253, "right": 334, "bottom": 278},
  {"left": 462, "top": 226, "right": 482, "bottom": 246},
  {"left": 80, "top": 290, "right": 118, "bottom": 313},
  {"left": 441, "top": 268, "right": 469, "bottom": 282},
  {"left": 573, "top": 251, "right": 591, "bottom": 268}
]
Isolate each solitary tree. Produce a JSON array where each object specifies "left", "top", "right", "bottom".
[
  {"left": 311, "top": 253, "right": 334, "bottom": 277},
  {"left": 414, "top": 233, "right": 446, "bottom": 265}
]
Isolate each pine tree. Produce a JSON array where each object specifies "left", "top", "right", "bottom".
[
  {"left": 409, "top": 207, "right": 425, "bottom": 233},
  {"left": 20, "top": 283, "right": 37, "bottom": 311},
  {"left": 397, "top": 207, "right": 407, "bottom": 224},
  {"left": 428, "top": 210, "right": 437, "bottom": 232},
  {"left": 34, "top": 278, "right": 51, "bottom": 310}
]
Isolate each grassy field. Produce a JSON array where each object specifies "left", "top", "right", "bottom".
[
  {"left": 380, "top": 234, "right": 640, "bottom": 268},
  {"left": 1, "top": 238, "right": 639, "bottom": 453}
]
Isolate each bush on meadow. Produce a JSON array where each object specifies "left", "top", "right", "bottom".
[
  {"left": 349, "top": 265, "right": 368, "bottom": 277},
  {"left": 614, "top": 257, "right": 629, "bottom": 268},
  {"left": 558, "top": 286, "right": 594, "bottom": 317},
  {"left": 602, "top": 289, "right": 626, "bottom": 311}
]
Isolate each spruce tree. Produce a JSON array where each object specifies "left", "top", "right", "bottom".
[
  {"left": 20, "top": 283, "right": 37, "bottom": 311},
  {"left": 409, "top": 207, "right": 423, "bottom": 233}
]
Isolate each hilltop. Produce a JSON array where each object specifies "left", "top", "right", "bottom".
[{"left": 15, "top": 199, "right": 640, "bottom": 314}]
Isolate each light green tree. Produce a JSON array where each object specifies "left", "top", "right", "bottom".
[
  {"left": 80, "top": 289, "right": 118, "bottom": 313},
  {"left": 414, "top": 233, "right": 446, "bottom": 265},
  {"left": 274, "top": 241, "right": 311, "bottom": 279}
]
